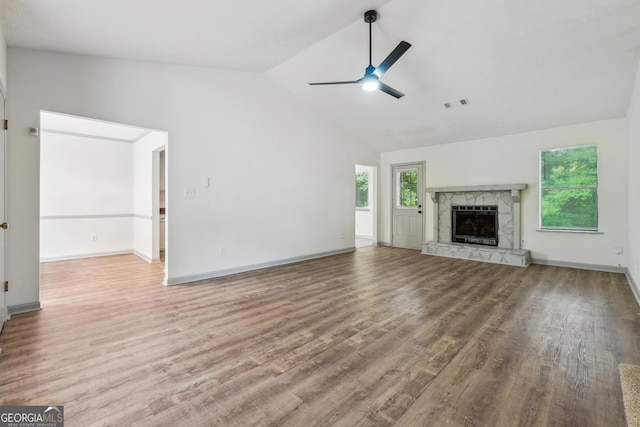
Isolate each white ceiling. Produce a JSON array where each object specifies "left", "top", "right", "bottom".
[
  {"left": 40, "top": 111, "right": 150, "bottom": 142},
  {"left": 3, "top": 0, "right": 640, "bottom": 152}
]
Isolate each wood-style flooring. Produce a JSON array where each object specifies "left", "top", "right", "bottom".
[{"left": 1, "top": 247, "right": 640, "bottom": 426}]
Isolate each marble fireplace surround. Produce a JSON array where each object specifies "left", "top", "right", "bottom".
[{"left": 422, "top": 184, "right": 531, "bottom": 267}]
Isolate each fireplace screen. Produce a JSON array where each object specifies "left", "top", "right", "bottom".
[{"left": 451, "top": 205, "right": 498, "bottom": 246}]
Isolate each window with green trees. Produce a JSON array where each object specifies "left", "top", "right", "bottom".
[
  {"left": 356, "top": 173, "right": 369, "bottom": 208},
  {"left": 397, "top": 170, "right": 418, "bottom": 207},
  {"left": 540, "top": 145, "right": 598, "bottom": 230}
]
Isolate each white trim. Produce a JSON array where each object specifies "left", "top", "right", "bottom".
[
  {"left": 40, "top": 250, "right": 134, "bottom": 263},
  {"left": 536, "top": 228, "right": 603, "bottom": 234},
  {"left": 133, "top": 250, "right": 159, "bottom": 264},
  {"left": 133, "top": 214, "right": 153, "bottom": 220},
  {"left": 40, "top": 128, "right": 137, "bottom": 144},
  {"left": 166, "top": 247, "right": 355, "bottom": 286},
  {"left": 531, "top": 257, "right": 626, "bottom": 273},
  {"left": 425, "top": 183, "right": 527, "bottom": 193},
  {"left": 626, "top": 270, "right": 640, "bottom": 309},
  {"left": 40, "top": 214, "right": 134, "bottom": 220},
  {"left": 8, "top": 301, "right": 42, "bottom": 316}
]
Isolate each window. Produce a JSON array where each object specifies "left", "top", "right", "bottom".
[
  {"left": 356, "top": 172, "right": 369, "bottom": 208},
  {"left": 396, "top": 169, "right": 418, "bottom": 207},
  {"left": 540, "top": 145, "right": 598, "bottom": 230}
]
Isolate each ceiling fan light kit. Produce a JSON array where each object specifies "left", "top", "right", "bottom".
[
  {"left": 309, "top": 10, "right": 411, "bottom": 98},
  {"left": 362, "top": 74, "right": 380, "bottom": 91}
]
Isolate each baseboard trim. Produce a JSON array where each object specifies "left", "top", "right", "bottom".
[
  {"left": 8, "top": 301, "right": 42, "bottom": 317},
  {"left": 40, "top": 250, "right": 135, "bottom": 263},
  {"left": 625, "top": 270, "right": 640, "bottom": 309},
  {"left": 531, "top": 258, "right": 627, "bottom": 274},
  {"left": 133, "top": 250, "right": 156, "bottom": 263},
  {"left": 167, "top": 247, "right": 356, "bottom": 286}
]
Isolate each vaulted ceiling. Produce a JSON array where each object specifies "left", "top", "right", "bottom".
[{"left": 3, "top": 0, "right": 640, "bottom": 152}]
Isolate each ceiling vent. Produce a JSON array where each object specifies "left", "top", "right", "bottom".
[{"left": 444, "top": 98, "right": 470, "bottom": 109}]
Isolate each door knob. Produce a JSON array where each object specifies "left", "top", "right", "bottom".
[{"left": 0, "top": 222, "right": 7, "bottom": 229}]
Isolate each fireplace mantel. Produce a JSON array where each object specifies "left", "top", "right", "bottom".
[
  {"left": 426, "top": 184, "right": 527, "bottom": 192},
  {"left": 423, "top": 183, "right": 530, "bottom": 267},
  {"left": 425, "top": 184, "right": 527, "bottom": 202}
]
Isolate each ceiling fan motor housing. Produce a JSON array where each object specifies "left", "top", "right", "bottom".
[{"left": 364, "top": 10, "right": 377, "bottom": 23}]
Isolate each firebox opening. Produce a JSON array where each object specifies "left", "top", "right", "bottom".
[{"left": 452, "top": 205, "right": 498, "bottom": 246}]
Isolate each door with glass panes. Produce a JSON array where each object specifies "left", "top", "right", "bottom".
[{"left": 392, "top": 163, "right": 424, "bottom": 249}]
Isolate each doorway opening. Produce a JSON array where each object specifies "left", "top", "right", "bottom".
[
  {"left": 355, "top": 165, "right": 376, "bottom": 248},
  {"left": 39, "top": 111, "right": 168, "bottom": 286}
]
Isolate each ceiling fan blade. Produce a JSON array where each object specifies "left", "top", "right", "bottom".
[
  {"left": 308, "top": 80, "right": 360, "bottom": 86},
  {"left": 378, "top": 82, "right": 405, "bottom": 98},
  {"left": 375, "top": 41, "right": 411, "bottom": 76}
]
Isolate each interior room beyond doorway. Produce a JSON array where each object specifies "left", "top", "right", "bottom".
[{"left": 38, "top": 111, "right": 168, "bottom": 286}]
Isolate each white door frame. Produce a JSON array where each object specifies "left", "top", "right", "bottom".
[{"left": 0, "top": 89, "right": 7, "bottom": 331}]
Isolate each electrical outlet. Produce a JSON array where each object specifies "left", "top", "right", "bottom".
[
  {"left": 220, "top": 247, "right": 226, "bottom": 255},
  {"left": 90, "top": 234, "right": 98, "bottom": 242},
  {"left": 521, "top": 239, "right": 526, "bottom": 247},
  {"left": 614, "top": 246, "right": 623, "bottom": 255},
  {"left": 184, "top": 187, "right": 195, "bottom": 198}
]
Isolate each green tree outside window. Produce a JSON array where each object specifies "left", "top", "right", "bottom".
[
  {"left": 398, "top": 170, "right": 418, "bottom": 207},
  {"left": 540, "top": 145, "right": 598, "bottom": 230},
  {"left": 356, "top": 173, "right": 369, "bottom": 208}
]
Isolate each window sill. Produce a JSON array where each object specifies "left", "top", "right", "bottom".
[
  {"left": 536, "top": 228, "right": 603, "bottom": 234},
  {"left": 356, "top": 208, "right": 371, "bottom": 212}
]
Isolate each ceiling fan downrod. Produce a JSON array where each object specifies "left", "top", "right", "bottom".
[{"left": 364, "top": 10, "right": 377, "bottom": 67}]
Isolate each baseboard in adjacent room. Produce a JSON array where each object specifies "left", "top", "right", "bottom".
[
  {"left": 40, "top": 250, "right": 134, "bottom": 263},
  {"left": 8, "top": 301, "right": 42, "bottom": 317},
  {"left": 133, "top": 250, "right": 160, "bottom": 264}
]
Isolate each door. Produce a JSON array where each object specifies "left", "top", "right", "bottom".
[
  {"left": 392, "top": 162, "right": 424, "bottom": 249},
  {"left": 0, "top": 91, "right": 6, "bottom": 331}
]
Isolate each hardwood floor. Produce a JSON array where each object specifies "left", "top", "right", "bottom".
[{"left": 1, "top": 247, "right": 639, "bottom": 426}]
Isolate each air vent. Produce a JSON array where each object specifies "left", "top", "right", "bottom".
[{"left": 444, "top": 98, "right": 470, "bottom": 109}]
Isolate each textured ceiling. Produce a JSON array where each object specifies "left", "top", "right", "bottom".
[{"left": 3, "top": 0, "right": 640, "bottom": 151}]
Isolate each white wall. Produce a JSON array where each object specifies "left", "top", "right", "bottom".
[
  {"left": 381, "top": 118, "right": 629, "bottom": 269},
  {"left": 627, "top": 63, "right": 640, "bottom": 300},
  {"left": 39, "top": 131, "right": 134, "bottom": 260},
  {"left": 132, "top": 131, "right": 166, "bottom": 261},
  {"left": 6, "top": 48, "right": 379, "bottom": 308}
]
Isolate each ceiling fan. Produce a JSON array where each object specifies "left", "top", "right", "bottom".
[{"left": 309, "top": 10, "right": 411, "bottom": 98}]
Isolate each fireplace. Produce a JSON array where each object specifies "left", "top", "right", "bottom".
[
  {"left": 423, "top": 184, "right": 530, "bottom": 267},
  {"left": 451, "top": 205, "right": 498, "bottom": 246}
]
